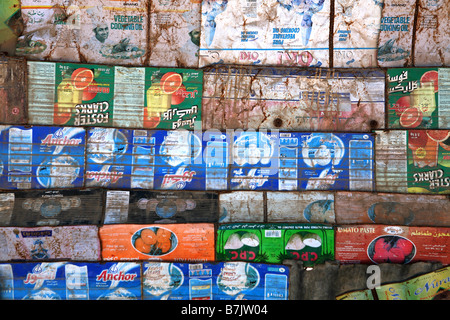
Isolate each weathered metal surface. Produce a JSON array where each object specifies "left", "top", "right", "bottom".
[
  {"left": 217, "top": 223, "right": 334, "bottom": 267},
  {"left": 148, "top": 0, "right": 201, "bottom": 68},
  {"left": 285, "top": 260, "right": 443, "bottom": 300},
  {"left": 414, "top": 0, "right": 449, "bottom": 67},
  {"left": 27, "top": 61, "right": 202, "bottom": 129},
  {"left": 375, "top": 130, "right": 450, "bottom": 194},
  {"left": 202, "top": 66, "right": 385, "bottom": 132},
  {"left": 0, "top": 55, "right": 27, "bottom": 124},
  {"left": 0, "top": 0, "right": 23, "bottom": 56},
  {"left": 0, "top": 225, "right": 100, "bottom": 261},
  {"left": 335, "top": 191, "right": 450, "bottom": 226},
  {"left": 16, "top": 0, "right": 149, "bottom": 65},
  {"left": 0, "top": 125, "right": 86, "bottom": 190},
  {"left": 333, "top": 0, "right": 383, "bottom": 68},
  {"left": 199, "top": 0, "right": 331, "bottom": 67},
  {"left": 104, "top": 190, "right": 219, "bottom": 224},
  {"left": 335, "top": 224, "right": 450, "bottom": 265},
  {"left": 219, "top": 191, "right": 265, "bottom": 223},
  {"left": 99, "top": 223, "right": 215, "bottom": 262},
  {"left": 387, "top": 68, "right": 449, "bottom": 129},
  {"left": 0, "top": 261, "right": 141, "bottom": 300},
  {"left": 0, "top": 189, "right": 104, "bottom": 227},
  {"left": 142, "top": 261, "right": 289, "bottom": 300},
  {"left": 376, "top": 0, "right": 416, "bottom": 67},
  {"left": 337, "top": 265, "right": 450, "bottom": 300}
]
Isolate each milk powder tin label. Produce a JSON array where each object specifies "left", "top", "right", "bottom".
[
  {"left": 142, "top": 261, "right": 289, "bottom": 300},
  {"left": 0, "top": 262, "right": 141, "bottom": 300},
  {"left": 387, "top": 68, "right": 449, "bottom": 129},
  {"left": 0, "top": 226, "right": 100, "bottom": 261},
  {"left": 0, "top": 189, "right": 104, "bottom": 227},
  {"left": 27, "top": 61, "right": 202, "bottom": 130},
  {"left": 217, "top": 223, "right": 334, "bottom": 267},
  {"left": 104, "top": 190, "right": 219, "bottom": 224},
  {"left": 335, "top": 224, "right": 450, "bottom": 265},
  {"left": 99, "top": 223, "right": 215, "bottom": 262},
  {"left": 375, "top": 130, "right": 450, "bottom": 194},
  {"left": 202, "top": 66, "right": 385, "bottom": 132},
  {"left": 199, "top": 0, "right": 330, "bottom": 67},
  {"left": 0, "top": 125, "right": 86, "bottom": 190}
]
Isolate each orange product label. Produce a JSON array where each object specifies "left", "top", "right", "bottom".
[{"left": 99, "top": 223, "right": 215, "bottom": 262}]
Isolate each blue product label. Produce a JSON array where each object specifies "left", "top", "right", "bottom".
[
  {"left": 142, "top": 262, "right": 289, "bottom": 300},
  {"left": 0, "top": 126, "right": 86, "bottom": 190}
]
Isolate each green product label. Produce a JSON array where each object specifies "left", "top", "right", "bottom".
[
  {"left": 387, "top": 68, "right": 439, "bottom": 129},
  {"left": 55, "top": 63, "right": 114, "bottom": 126},
  {"left": 407, "top": 130, "right": 450, "bottom": 194},
  {"left": 144, "top": 68, "right": 202, "bottom": 130},
  {"left": 216, "top": 223, "right": 334, "bottom": 266}
]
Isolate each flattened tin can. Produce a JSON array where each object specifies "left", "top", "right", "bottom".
[
  {"left": 335, "top": 191, "right": 450, "bottom": 226},
  {"left": 0, "top": 0, "right": 22, "bottom": 56},
  {"left": 333, "top": 0, "right": 383, "bottom": 68},
  {"left": 335, "top": 224, "right": 450, "bottom": 265},
  {"left": 16, "top": 0, "right": 149, "bottom": 66},
  {"left": 376, "top": 0, "right": 416, "bottom": 67},
  {"left": 99, "top": 223, "right": 215, "bottom": 262},
  {"left": 375, "top": 130, "right": 450, "bottom": 194},
  {"left": 199, "top": 0, "right": 331, "bottom": 67},
  {"left": 0, "top": 261, "right": 141, "bottom": 300},
  {"left": 27, "top": 61, "right": 202, "bottom": 130},
  {"left": 0, "top": 125, "right": 86, "bottom": 190},
  {"left": 0, "top": 55, "right": 27, "bottom": 124},
  {"left": 0, "top": 225, "right": 101, "bottom": 261},
  {"left": 219, "top": 191, "right": 265, "bottom": 223},
  {"left": 148, "top": 0, "right": 201, "bottom": 68},
  {"left": 387, "top": 68, "right": 449, "bottom": 129},
  {"left": 414, "top": 0, "right": 449, "bottom": 67},
  {"left": 202, "top": 66, "right": 385, "bottom": 132},
  {"left": 0, "top": 189, "right": 104, "bottom": 227},
  {"left": 104, "top": 190, "right": 219, "bottom": 224},
  {"left": 216, "top": 223, "right": 334, "bottom": 267},
  {"left": 142, "top": 261, "right": 289, "bottom": 300}
]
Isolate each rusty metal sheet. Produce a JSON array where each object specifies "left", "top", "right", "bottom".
[
  {"left": 0, "top": 225, "right": 100, "bottom": 261},
  {"left": 267, "top": 191, "right": 334, "bottom": 223},
  {"left": 0, "top": 55, "right": 27, "bottom": 124},
  {"left": 387, "top": 68, "right": 450, "bottom": 129},
  {"left": 148, "top": 0, "right": 201, "bottom": 68},
  {"left": 202, "top": 66, "right": 385, "bottom": 132},
  {"left": 414, "top": 0, "right": 449, "bottom": 67},
  {"left": 375, "top": 130, "right": 450, "bottom": 194},
  {"left": 335, "top": 191, "right": 450, "bottom": 226},
  {"left": 142, "top": 261, "right": 290, "bottom": 300},
  {"left": 217, "top": 223, "right": 334, "bottom": 267},
  {"left": 198, "top": 0, "right": 331, "bottom": 67},
  {"left": 0, "top": 125, "right": 86, "bottom": 190},
  {"left": 16, "top": 0, "right": 149, "bottom": 65},
  {"left": 337, "top": 265, "right": 450, "bottom": 300},
  {"left": 0, "top": 261, "right": 141, "bottom": 300},
  {"left": 376, "top": 0, "right": 416, "bottom": 67},
  {"left": 104, "top": 190, "right": 219, "bottom": 224},
  {"left": 219, "top": 191, "right": 265, "bottom": 223},
  {"left": 0, "top": 0, "right": 22, "bottom": 56},
  {"left": 27, "top": 61, "right": 202, "bottom": 129},
  {"left": 286, "top": 260, "right": 443, "bottom": 300},
  {"left": 333, "top": 0, "right": 382, "bottom": 68},
  {"left": 335, "top": 224, "right": 450, "bottom": 265},
  {"left": 99, "top": 223, "right": 215, "bottom": 262},
  {"left": 0, "top": 189, "right": 104, "bottom": 227}
]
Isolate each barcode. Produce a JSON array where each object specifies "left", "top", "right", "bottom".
[{"left": 265, "top": 230, "right": 281, "bottom": 238}]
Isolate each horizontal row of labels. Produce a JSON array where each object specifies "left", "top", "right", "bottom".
[
  {"left": 2, "top": 58, "right": 449, "bottom": 130},
  {"left": 0, "top": 223, "right": 449, "bottom": 266},
  {"left": 11, "top": 0, "right": 448, "bottom": 68},
  {"left": 0, "top": 189, "right": 449, "bottom": 227},
  {"left": 0, "top": 125, "right": 449, "bottom": 194}
]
